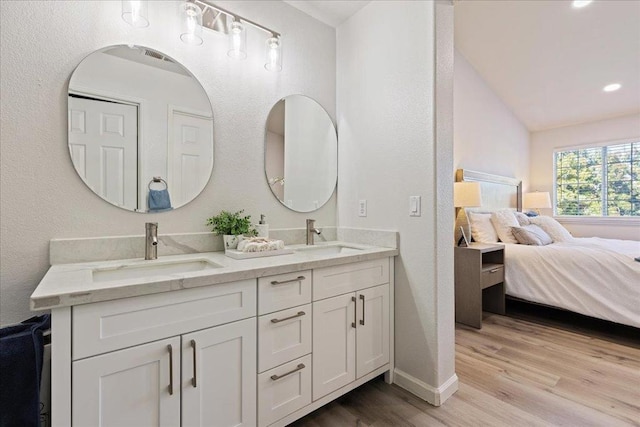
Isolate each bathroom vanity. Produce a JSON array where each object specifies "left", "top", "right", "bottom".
[{"left": 32, "top": 241, "right": 397, "bottom": 427}]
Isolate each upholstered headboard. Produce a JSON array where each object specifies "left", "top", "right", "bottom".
[{"left": 454, "top": 169, "right": 522, "bottom": 243}]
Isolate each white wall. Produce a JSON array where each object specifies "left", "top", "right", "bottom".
[
  {"left": 454, "top": 50, "right": 530, "bottom": 189},
  {"left": 530, "top": 113, "right": 640, "bottom": 239},
  {"left": 337, "top": 1, "right": 457, "bottom": 404},
  {"left": 0, "top": 0, "right": 336, "bottom": 326}
]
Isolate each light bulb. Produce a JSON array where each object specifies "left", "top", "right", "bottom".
[
  {"left": 227, "top": 20, "right": 247, "bottom": 60},
  {"left": 264, "top": 37, "right": 282, "bottom": 72},
  {"left": 603, "top": 83, "right": 621, "bottom": 92},
  {"left": 180, "top": 2, "right": 203, "bottom": 45}
]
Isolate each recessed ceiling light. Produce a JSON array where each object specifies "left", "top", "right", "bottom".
[
  {"left": 603, "top": 83, "right": 622, "bottom": 92},
  {"left": 572, "top": 0, "right": 593, "bottom": 8}
]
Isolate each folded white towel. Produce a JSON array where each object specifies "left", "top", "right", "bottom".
[{"left": 237, "top": 237, "right": 285, "bottom": 253}]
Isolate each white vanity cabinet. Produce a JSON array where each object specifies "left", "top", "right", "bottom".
[
  {"left": 312, "top": 259, "right": 390, "bottom": 400},
  {"left": 61, "top": 279, "right": 257, "bottom": 427}
]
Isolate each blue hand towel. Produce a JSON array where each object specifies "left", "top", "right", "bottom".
[
  {"left": 148, "top": 188, "right": 173, "bottom": 212},
  {"left": 0, "top": 314, "right": 51, "bottom": 427}
]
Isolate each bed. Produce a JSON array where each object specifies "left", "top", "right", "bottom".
[{"left": 456, "top": 169, "right": 640, "bottom": 329}]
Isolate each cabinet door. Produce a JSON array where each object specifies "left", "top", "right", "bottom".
[
  {"left": 72, "top": 337, "right": 180, "bottom": 427},
  {"left": 356, "top": 284, "right": 390, "bottom": 378},
  {"left": 182, "top": 318, "right": 257, "bottom": 427},
  {"left": 312, "top": 293, "right": 356, "bottom": 400}
]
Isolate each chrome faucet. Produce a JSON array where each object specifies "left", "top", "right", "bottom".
[
  {"left": 306, "top": 219, "right": 322, "bottom": 245},
  {"left": 145, "top": 222, "right": 158, "bottom": 260}
]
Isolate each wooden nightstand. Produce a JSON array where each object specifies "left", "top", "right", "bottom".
[{"left": 454, "top": 243, "right": 505, "bottom": 328}]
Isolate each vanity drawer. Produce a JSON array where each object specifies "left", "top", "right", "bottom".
[
  {"left": 258, "top": 354, "right": 312, "bottom": 427},
  {"left": 72, "top": 279, "right": 256, "bottom": 360},
  {"left": 258, "top": 304, "right": 311, "bottom": 373},
  {"left": 258, "top": 270, "right": 311, "bottom": 315},
  {"left": 313, "top": 258, "right": 389, "bottom": 301},
  {"left": 481, "top": 265, "right": 504, "bottom": 289}
]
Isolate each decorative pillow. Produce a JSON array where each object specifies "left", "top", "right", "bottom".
[
  {"left": 511, "top": 225, "right": 553, "bottom": 246},
  {"left": 529, "top": 216, "right": 574, "bottom": 242},
  {"left": 514, "top": 212, "right": 531, "bottom": 226},
  {"left": 490, "top": 209, "right": 520, "bottom": 244},
  {"left": 467, "top": 211, "right": 498, "bottom": 243}
]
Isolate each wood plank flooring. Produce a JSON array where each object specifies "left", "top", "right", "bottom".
[{"left": 290, "top": 314, "right": 640, "bottom": 426}]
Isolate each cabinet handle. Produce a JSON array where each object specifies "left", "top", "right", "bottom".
[
  {"left": 360, "top": 294, "right": 365, "bottom": 326},
  {"left": 270, "top": 363, "right": 305, "bottom": 381},
  {"left": 271, "top": 311, "right": 305, "bottom": 323},
  {"left": 489, "top": 268, "right": 499, "bottom": 273},
  {"left": 167, "top": 344, "right": 174, "bottom": 396},
  {"left": 191, "top": 340, "right": 197, "bottom": 388},
  {"left": 270, "top": 276, "right": 305, "bottom": 286},
  {"left": 351, "top": 296, "right": 357, "bottom": 328}
]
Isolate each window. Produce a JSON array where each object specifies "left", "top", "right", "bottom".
[{"left": 554, "top": 141, "right": 639, "bottom": 217}]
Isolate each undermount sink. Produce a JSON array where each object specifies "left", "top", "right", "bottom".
[
  {"left": 294, "top": 245, "right": 363, "bottom": 256},
  {"left": 92, "top": 259, "right": 222, "bottom": 283}
]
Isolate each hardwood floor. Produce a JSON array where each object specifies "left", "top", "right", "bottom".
[{"left": 290, "top": 314, "right": 640, "bottom": 426}]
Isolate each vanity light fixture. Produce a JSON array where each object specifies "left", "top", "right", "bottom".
[
  {"left": 227, "top": 18, "right": 247, "bottom": 60},
  {"left": 572, "top": 0, "right": 593, "bottom": 8},
  {"left": 180, "top": 2, "right": 204, "bottom": 45},
  {"left": 122, "top": 0, "right": 149, "bottom": 28},
  {"left": 603, "top": 83, "right": 622, "bottom": 92},
  {"left": 186, "top": 0, "right": 283, "bottom": 71}
]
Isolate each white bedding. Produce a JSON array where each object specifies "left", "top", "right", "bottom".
[{"left": 504, "top": 237, "right": 640, "bottom": 328}]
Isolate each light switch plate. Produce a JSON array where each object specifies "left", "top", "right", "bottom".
[
  {"left": 409, "top": 196, "right": 421, "bottom": 217},
  {"left": 358, "top": 200, "right": 367, "bottom": 217}
]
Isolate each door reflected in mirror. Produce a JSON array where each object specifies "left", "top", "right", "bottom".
[
  {"left": 265, "top": 95, "right": 337, "bottom": 212},
  {"left": 68, "top": 45, "right": 213, "bottom": 212}
]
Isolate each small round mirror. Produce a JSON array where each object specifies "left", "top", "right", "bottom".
[
  {"left": 67, "top": 45, "right": 214, "bottom": 212},
  {"left": 264, "top": 95, "right": 337, "bottom": 212}
]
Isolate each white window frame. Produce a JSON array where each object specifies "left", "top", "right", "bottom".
[{"left": 553, "top": 138, "right": 640, "bottom": 222}]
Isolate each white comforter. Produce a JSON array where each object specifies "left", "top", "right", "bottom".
[{"left": 504, "top": 237, "right": 640, "bottom": 328}]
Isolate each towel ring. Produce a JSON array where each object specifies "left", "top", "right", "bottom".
[{"left": 148, "top": 177, "right": 168, "bottom": 191}]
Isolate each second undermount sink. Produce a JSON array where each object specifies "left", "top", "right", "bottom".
[
  {"left": 92, "top": 258, "right": 222, "bottom": 283},
  {"left": 294, "top": 244, "right": 363, "bottom": 256}
]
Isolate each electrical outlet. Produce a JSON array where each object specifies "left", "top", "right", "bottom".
[
  {"left": 358, "top": 200, "right": 367, "bottom": 217},
  {"left": 409, "top": 196, "right": 421, "bottom": 216}
]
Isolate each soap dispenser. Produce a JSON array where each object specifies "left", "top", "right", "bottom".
[{"left": 256, "top": 214, "right": 269, "bottom": 238}]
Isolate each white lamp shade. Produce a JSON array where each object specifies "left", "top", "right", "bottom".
[
  {"left": 523, "top": 192, "right": 551, "bottom": 209},
  {"left": 454, "top": 182, "right": 482, "bottom": 208}
]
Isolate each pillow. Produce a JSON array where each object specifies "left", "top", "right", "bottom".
[
  {"left": 514, "top": 212, "right": 531, "bottom": 226},
  {"left": 490, "top": 209, "right": 520, "bottom": 244},
  {"left": 467, "top": 211, "right": 498, "bottom": 243},
  {"left": 511, "top": 225, "right": 553, "bottom": 246},
  {"left": 529, "top": 216, "right": 574, "bottom": 242}
]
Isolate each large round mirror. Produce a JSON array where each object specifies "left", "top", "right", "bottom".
[
  {"left": 68, "top": 45, "right": 213, "bottom": 212},
  {"left": 265, "top": 95, "right": 337, "bottom": 212}
]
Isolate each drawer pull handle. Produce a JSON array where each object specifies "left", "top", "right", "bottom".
[
  {"left": 489, "top": 268, "right": 499, "bottom": 273},
  {"left": 270, "top": 363, "right": 305, "bottom": 381},
  {"left": 352, "top": 296, "right": 357, "bottom": 328},
  {"left": 191, "top": 340, "right": 197, "bottom": 388},
  {"left": 271, "top": 311, "right": 305, "bottom": 323},
  {"left": 167, "top": 344, "right": 174, "bottom": 396},
  {"left": 270, "top": 276, "right": 305, "bottom": 286},
  {"left": 359, "top": 294, "right": 365, "bottom": 326}
]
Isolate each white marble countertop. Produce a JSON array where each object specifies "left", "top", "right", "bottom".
[{"left": 31, "top": 241, "right": 398, "bottom": 311}]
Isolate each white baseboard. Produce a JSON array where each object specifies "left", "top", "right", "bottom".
[{"left": 393, "top": 368, "right": 459, "bottom": 406}]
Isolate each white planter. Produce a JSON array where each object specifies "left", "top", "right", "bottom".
[{"left": 223, "top": 235, "right": 240, "bottom": 250}]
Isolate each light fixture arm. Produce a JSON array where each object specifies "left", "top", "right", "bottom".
[{"left": 192, "top": 0, "right": 281, "bottom": 38}]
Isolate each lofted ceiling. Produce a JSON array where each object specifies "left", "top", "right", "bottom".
[
  {"left": 455, "top": 0, "right": 640, "bottom": 131},
  {"left": 284, "top": 0, "right": 639, "bottom": 132}
]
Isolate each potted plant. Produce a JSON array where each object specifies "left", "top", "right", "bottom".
[{"left": 206, "top": 210, "right": 257, "bottom": 250}]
